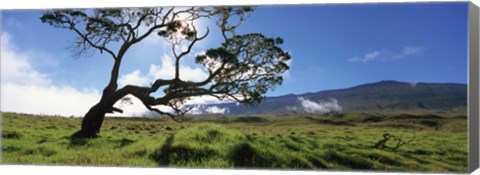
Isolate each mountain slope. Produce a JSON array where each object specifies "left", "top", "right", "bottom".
[{"left": 197, "top": 80, "right": 467, "bottom": 115}]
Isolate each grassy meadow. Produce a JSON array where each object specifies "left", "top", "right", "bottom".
[{"left": 1, "top": 112, "right": 468, "bottom": 172}]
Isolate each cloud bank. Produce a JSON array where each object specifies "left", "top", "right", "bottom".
[
  {"left": 1, "top": 32, "right": 101, "bottom": 117},
  {"left": 1, "top": 33, "right": 220, "bottom": 118},
  {"left": 1, "top": 30, "right": 228, "bottom": 117},
  {"left": 186, "top": 104, "right": 229, "bottom": 115},
  {"left": 288, "top": 97, "right": 342, "bottom": 114}
]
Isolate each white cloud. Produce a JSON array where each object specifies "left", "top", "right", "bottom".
[
  {"left": 148, "top": 54, "right": 209, "bottom": 82},
  {"left": 409, "top": 82, "right": 418, "bottom": 88},
  {"left": 1, "top": 83, "right": 100, "bottom": 117},
  {"left": 118, "top": 69, "right": 150, "bottom": 87},
  {"left": 109, "top": 94, "right": 176, "bottom": 117},
  {"left": 288, "top": 97, "right": 342, "bottom": 114},
  {"left": 364, "top": 51, "right": 381, "bottom": 62},
  {"left": 186, "top": 104, "right": 229, "bottom": 115},
  {"left": 188, "top": 105, "right": 205, "bottom": 115},
  {"left": 118, "top": 53, "right": 212, "bottom": 87},
  {"left": 184, "top": 95, "right": 229, "bottom": 105},
  {"left": 1, "top": 32, "right": 101, "bottom": 117},
  {"left": 141, "top": 7, "right": 210, "bottom": 46},
  {"left": 205, "top": 106, "right": 229, "bottom": 114},
  {"left": 348, "top": 46, "right": 424, "bottom": 63},
  {"left": 282, "top": 54, "right": 293, "bottom": 79},
  {"left": 1, "top": 33, "right": 50, "bottom": 86},
  {"left": 399, "top": 46, "right": 423, "bottom": 57}
]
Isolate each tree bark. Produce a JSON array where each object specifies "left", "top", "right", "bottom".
[
  {"left": 73, "top": 87, "right": 123, "bottom": 138},
  {"left": 72, "top": 85, "right": 145, "bottom": 138},
  {"left": 74, "top": 102, "right": 106, "bottom": 138}
]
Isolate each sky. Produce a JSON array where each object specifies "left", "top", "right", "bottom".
[{"left": 0, "top": 2, "right": 469, "bottom": 117}]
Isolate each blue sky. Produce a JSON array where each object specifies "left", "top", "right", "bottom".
[
  {"left": 0, "top": 2, "right": 469, "bottom": 116},
  {"left": 242, "top": 3, "right": 469, "bottom": 95}
]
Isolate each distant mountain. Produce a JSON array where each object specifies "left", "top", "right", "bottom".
[{"left": 194, "top": 80, "right": 467, "bottom": 115}]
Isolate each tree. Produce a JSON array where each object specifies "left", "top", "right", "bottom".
[{"left": 40, "top": 7, "right": 291, "bottom": 138}]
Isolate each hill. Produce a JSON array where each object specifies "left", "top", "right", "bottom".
[{"left": 195, "top": 80, "right": 467, "bottom": 115}]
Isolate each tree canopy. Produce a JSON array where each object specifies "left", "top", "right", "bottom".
[{"left": 40, "top": 7, "right": 290, "bottom": 131}]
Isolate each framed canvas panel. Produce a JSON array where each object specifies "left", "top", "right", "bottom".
[
  {"left": 469, "top": 1, "right": 480, "bottom": 173},
  {"left": 1, "top": 0, "right": 479, "bottom": 175}
]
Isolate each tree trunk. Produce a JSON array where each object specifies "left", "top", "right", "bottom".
[
  {"left": 71, "top": 76, "right": 156, "bottom": 138},
  {"left": 72, "top": 87, "right": 119, "bottom": 138},
  {"left": 72, "top": 103, "right": 109, "bottom": 138},
  {"left": 72, "top": 85, "right": 133, "bottom": 138}
]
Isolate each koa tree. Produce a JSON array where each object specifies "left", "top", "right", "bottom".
[{"left": 41, "top": 7, "right": 290, "bottom": 138}]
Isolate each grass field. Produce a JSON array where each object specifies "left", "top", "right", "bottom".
[{"left": 1, "top": 111, "right": 468, "bottom": 172}]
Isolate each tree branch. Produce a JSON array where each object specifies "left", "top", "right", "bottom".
[
  {"left": 70, "top": 22, "right": 118, "bottom": 59},
  {"left": 130, "top": 8, "right": 174, "bottom": 44}
]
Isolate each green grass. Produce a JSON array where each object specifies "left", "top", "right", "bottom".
[{"left": 1, "top": 112, "right": 468, "bottom": 172}]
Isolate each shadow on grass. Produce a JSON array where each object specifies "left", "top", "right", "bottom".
[
  {"left": 149, "top": 135, "right": 218, "bottom": 166},
  {"left": 148, "top": 135, "right": 315, "bottom": 168},
  {"left": 322, "top": 150, "right": 373, "bottom": 170},
  {"left": 208, "top": 116, "right": 270, "bottom": 124},
  {"left": 115, "top": 138, "right": 135, "bottom": 148},
  {"left": 149, "top": 135, "right": 175, "bottom": 165},
  {"left": 303, "top": 116, "right": 354, "bottom": 126},
  {"left": 65, "top": 130, "right": 91, "bottom": 147},
  {"left": 149, "top": 135, "right": 277, "bottom": 168},
  {"left": 228, "top": 142, "right": 289, "bottom": 168},
  {"left": 232, "top": 116, "right": 269, "bottom": 123},
  {"left": 66, "top": 134, "right": 136, "bottom": 148},
  {"left": 68, "top": 137, "right": 90, "bottom": 147},
  {"left": 2, "top": 131, "right": 23, "bottom": 139}
]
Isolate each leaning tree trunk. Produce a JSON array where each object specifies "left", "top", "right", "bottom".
[
  {"left": 72, "top": 84, "right": 137, "bottom": 138},
  {"left": 73, "top": 85, "right": 121, "bottom": 138},
  {"left": 75, "top": 104, "right": 108, "bottom": 138},
  {"left": 72, "top": 58, "right": 125, "bottom": 138}
]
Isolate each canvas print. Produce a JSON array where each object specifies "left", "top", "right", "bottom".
[{"left": 0, "top": 2, "right": 470, "bottom": 173}]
